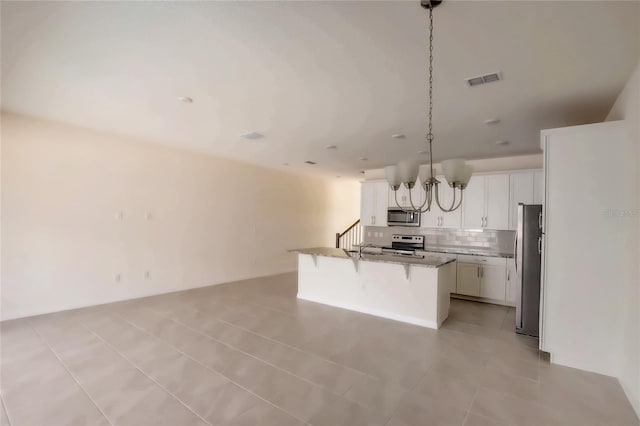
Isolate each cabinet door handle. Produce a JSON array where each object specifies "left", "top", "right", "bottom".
[
  {"left": 477, "top": 267, "right": 480, "bottom": 278},
  {"left": 507, "top": 269, "right": 510, "bottom": 281}
]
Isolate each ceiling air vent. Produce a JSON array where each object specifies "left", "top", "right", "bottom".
[
  {"left": 304, "top": 161, "right": 316, "bottom": 165},
  {"left": 465, "top": 71, "right": 502, "bottom": 87}
]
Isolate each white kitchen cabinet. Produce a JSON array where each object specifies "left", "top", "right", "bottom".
[
  {"left": 533, "top": 170, "right": 544, "bottom": 204},
  {"left": 506, "top": 258, "right": 517, "bottom": 305},
  {"left": 509, "top": 172, "right": 535, "bottom": 230},
  {"left": 420, "top": 176, "right": 462, "bottom": 228},
  {"left": 480, "top": 264, "right": 507, "bottom": 300},
  {"left": 361, "top": 181, "right": 388, "bottom": 227},
  {"left": 461, "top": 175, "right": 486, "bottom": 228},
  {"left": 389, "top": 183, "right": 422, "bottom": 209},
  {"left": 456, "top": 255, "right": 508, "bottom": 302},
  {"left": 485, "top": 175, "right": 510, "bottom": 230},
  {"left": 456, "top": 263, "right": 481, "bottom": 296},
  {"left": 462, "top": 174, "right": 509, "bottom": 230}
]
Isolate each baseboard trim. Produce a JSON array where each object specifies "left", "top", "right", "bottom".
[
  {"left": 297, "top": 293, "right": 440, "bottom": 329},
  {"left": 451, "top": 293, "right": 515, "bottom": 307}
]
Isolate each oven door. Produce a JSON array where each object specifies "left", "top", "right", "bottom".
[{"left": 387, "top": 209, "right": 420, "bottom": 227}]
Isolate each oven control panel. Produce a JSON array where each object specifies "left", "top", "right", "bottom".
[{"left": 392, "top": 235, "right": 424, "bottom": 244}]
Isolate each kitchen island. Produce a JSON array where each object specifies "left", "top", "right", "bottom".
[{"left": 292, "top": 247, "right": 457, "bottom": 329}]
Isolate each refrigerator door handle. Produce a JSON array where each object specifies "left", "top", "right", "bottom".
[
  {"left": 538, "top": 211, "right": 543, "bottom": 230},
  {"left": 513, "top": 230, "right": 518, "bottom": 274},
  {"left": 538, "top": 236, "right": 542, "bottom": 255}
]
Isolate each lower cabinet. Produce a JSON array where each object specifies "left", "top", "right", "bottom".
[
  {"left": 456, "top": 263, "right": 481, "bottom": 296},
  {"left": 480, "top": 265, "right": 507, "bottom": 300},
  {"left": 455, "top": 255, "right": 509, "bottom": 304}
]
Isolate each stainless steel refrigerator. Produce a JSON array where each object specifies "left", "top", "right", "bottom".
[{"left": 515, "top": 204, "right": 543, "bottom": 337}]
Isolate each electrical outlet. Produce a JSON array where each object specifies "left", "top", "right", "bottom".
[
  {"left": 145, "top": 270, "right": 150, "bottom": 279},
  {"left": 115, "top": 273, "right": 121, "bottom": 282},
  {"left": 116, "top": 211, "right": 124, "bottom": 220},
  {"left": 145, "top": 212, "right": 152, "bottom": 221}
]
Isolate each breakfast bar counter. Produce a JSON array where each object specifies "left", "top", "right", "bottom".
[{"left": 291, "top": 247, "right": 457, "bottom": 329}]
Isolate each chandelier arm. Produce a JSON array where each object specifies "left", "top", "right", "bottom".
[
  {"left": 424, "top": 183, "right": 434, "bottom": 211},
  {"left": 408, "top": 184, "right": 430, "bottom": 213},
  {"left": 436, "top": 186, "right": 454, "bottom": 212},
  {"left": 440, "top": 187, "right": 465, "bottom": 212},
  {"left": 447, "top": 185, "right": 457, "bottom": 211}
]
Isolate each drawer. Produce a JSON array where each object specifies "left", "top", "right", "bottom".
[{"left": 456, "top": 254, "right": 507, "bottom": 267}]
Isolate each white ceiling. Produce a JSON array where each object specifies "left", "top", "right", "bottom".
[{"left": 2, "top": 1, "right": 639, "bottom": 177}]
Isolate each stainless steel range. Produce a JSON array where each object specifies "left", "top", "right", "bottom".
[{"left": 390, "top": 234, "right": 424, "bottom": 254}]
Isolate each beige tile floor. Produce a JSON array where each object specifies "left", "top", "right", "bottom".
[{"left": 1, "top": 272, "right": 638, "bottom": 426}]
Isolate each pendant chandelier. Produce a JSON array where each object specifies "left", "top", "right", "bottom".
[{"left": 385, "top": 0, "right": 472, "bottom": 213}]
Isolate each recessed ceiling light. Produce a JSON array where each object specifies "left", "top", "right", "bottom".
[
  {"left": 325, "top": 144, "right": 338, "bottom": 150},
  {"left": 240, "top": 131, "right": 264, "bottom": 140},
  {"left": 484, "top": 118, "right": 501, "bottom": 125},
  {"left": 304, "top": 161, "right": 316, "bottom": 165},
  {"left": 391, "top": 133, "right": 406, "bottom": 139},
  {"left": 178, "top": 96, "right": 193, "bottom": 103},
  {"left": 495, "top": 140, "right": 509, "bottom": 146},
  {"left": 359, "top": 157, "right": 368, "bottom": 161}
]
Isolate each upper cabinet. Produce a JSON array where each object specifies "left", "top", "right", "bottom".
[
  {"left": 462, "top": 174, "right": 509, "bottom": 230},
  {"left": 509, "top": 172, "right": 535, "bottom": 230},
  {"left": 421, "top": 176, "right": 462, "bottom": 228},
  {"left": 533, "top": 170, "right": 544, "bottom": 204},
  {"left": 361, "top": 181, "right": 389, "bottom": 227},
  {"left": 508, "top": 171, "right": 544, "bottom": 230},
  {"left": 388, "top": 182, "right": 423, "bottom": 209},
  {"left": 362, "top": 169, "right": 542, "bottom": 231}
]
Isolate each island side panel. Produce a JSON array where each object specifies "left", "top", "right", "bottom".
[{"left": 436, "top": 261, "right": 456, "bottom": 327}]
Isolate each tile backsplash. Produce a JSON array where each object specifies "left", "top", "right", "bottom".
[{"left": 363, "top": 226, "right": 515, "bottom": 253}]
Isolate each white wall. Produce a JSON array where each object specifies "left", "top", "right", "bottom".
[
  {"left": 0, "top": 112, "right": 360, "bottom": 320},
  {"left": 606, "top": 62, "right": 640, "bottom": 417},
  {"left": 363, "top": 153, "right": 542, "bottom": 181}
]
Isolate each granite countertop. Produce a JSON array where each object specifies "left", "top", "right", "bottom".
[
  {"left": 355, "top": 244, "right": 513, "bottom": 258},
  {"left": 291, "top": 247, "right": 456, "bottom": 268},
  {"left": 420, "top": 245, "right": 513, "bottom": 258}
]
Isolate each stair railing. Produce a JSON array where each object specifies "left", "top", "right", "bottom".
[{"left": 335, "top": 219, "right": 361, "bottom": 252}]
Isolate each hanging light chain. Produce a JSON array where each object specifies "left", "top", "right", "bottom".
[{"left": 427, "top": 4, "right": 434, "bottom": 143}]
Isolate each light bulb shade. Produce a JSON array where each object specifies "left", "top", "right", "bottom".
[
  {"left": 418, "top": 164, "right": 434, "bottom": 184},
  {"left": 397, "top": 160, "right": 419, "bottom": 185},
  {"left": 460, "top": 165, "right": 473, "bottom": 186},
  {"left": 385, "top": 165, "right": 401, "bottom": 188},
  {"left": 442, "top": 158, "right": 467, "bottom": 185}
]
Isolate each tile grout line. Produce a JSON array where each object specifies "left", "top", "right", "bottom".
[
  {"left": 382, "top": 369, "right": 431, "bottom": 426},
  {"left": 141, "top": 304, "right": 394, "bottom": 400},
  {"left": 172, "top": 303, "right": 389, "bottom": 386},
  {"left": 29, "top": 325, "right": 116, "bottom": 426},
  {"left": 83, "top": 325, "right": 214, "bottom": 426},
  {"left": 148, "top": 301, "right": 514, "bottom": 419},
  {"left": 461, "top": 387, "right": 480, "bottom": 426},
  {"left": 0, "top": 391, "right": 13, "bottom": 426},
  {"left": 122, "top": 307, "right": 384, "bottom": 416},
  {"left": 107, "top": 311, "right": 312, "bottom": 426}
]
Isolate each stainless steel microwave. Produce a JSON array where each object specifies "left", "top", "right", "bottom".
[{"left": 387, "top": 208, "right": 421, "bottom": 227}]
